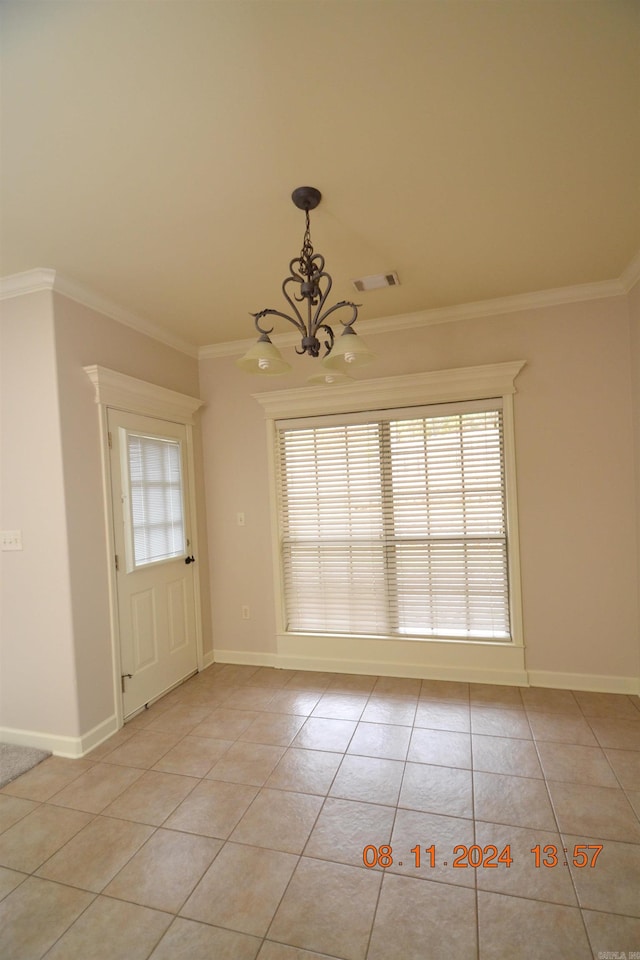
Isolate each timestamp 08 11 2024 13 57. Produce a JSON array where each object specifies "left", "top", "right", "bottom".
[{"left": 362, "top": 843, "right": 604, "bottom": 870}]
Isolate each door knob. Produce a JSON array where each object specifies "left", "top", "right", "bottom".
[{"left": 185, "top": 555, "right": 195, "bottom": 564}]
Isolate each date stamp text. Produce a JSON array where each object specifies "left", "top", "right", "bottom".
[{"left": 362, "top": 843, "right": 604, "bottom": 870}]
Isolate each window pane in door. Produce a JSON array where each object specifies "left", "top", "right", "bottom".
[{"left": 128, "top": 434, "right": 185, "bottom": 566}]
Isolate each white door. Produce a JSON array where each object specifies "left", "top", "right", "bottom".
[{"left": 108, "top": 410, "right": 198, "bottom": 718}]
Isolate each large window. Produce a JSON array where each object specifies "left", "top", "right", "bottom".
[{"left": 276, "top": 399, "right": 512, "bottom": 642}]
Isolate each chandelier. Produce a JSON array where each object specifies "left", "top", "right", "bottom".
[{"left": 236, "top": 186, "right": 374, "bottom": 379}]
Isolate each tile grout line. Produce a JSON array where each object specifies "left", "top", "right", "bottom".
[{"left": 469, "top": 694, "right": 481, "bottom": 960}]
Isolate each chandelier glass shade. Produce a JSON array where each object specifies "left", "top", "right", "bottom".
[{"left": 236, "top": 187, "right": 374, "bottom": 377}]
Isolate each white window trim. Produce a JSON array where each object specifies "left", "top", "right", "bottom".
[
  {"left": 253, "top": 361, "right": 525, "bottom": 420},
  {"left": 254, "top": 361, "right": 526, "bottom": 681}
]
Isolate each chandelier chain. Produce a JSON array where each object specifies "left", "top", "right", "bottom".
[{"left": 300, "top": 210, "right": 315, "bottom": 277}]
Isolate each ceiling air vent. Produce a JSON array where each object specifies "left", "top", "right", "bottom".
[{"left": 352, "top": 272, "right": 400, "bottom": 293}]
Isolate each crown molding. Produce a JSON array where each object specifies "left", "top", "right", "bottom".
[
  {"left": 3, "top": 248, "right": 638, "bottom": 363},
  {"left": 0, "top": 267, "right": 57, "bottom": 298},
  {"left": 359, "top": 277, "right": 625, "bottom": 332},
  {"left": 0, "top": 269, "right": 198, "bottom": 358},
  {"left": 199, "top": 274, "right": 630, "bottom": 360}
]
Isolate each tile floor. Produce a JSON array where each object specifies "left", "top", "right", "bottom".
[{"left": 1, "top": 664, "right": 640, "bottom": 959}]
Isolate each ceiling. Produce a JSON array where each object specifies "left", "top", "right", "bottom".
[{"left": 1, "top": 1, "right": 639, "bottom": 350}]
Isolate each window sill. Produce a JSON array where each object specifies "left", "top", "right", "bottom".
[{"left": 282, "top": 629, "right": 518, "bottom": 647}]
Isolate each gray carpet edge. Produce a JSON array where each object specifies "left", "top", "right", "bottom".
[{"left": 0, "top": 743, "right": 52, "bottom": 788}]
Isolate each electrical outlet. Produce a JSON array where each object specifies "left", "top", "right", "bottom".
[
  {"left": 237, "top": 512, "right": 246, "bottom": 527},
  {"left": 1, "top": 530, "right": 22, "bottom": 551},
  {"left": 241, "top": 605, "right": 250, "bottom": 620}
]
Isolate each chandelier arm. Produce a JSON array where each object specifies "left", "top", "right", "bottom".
[
  {"left": 307, "top": 268, "right": 332, "bottom": 331},
  {"left": 280, "top": 278, "right": 310, "bottom": 332},
  {"left": 315, "top": 299, "right": 360, "bottom": 331},
  {"left": 252, "top": 308, "right": 306, "bottom": 338},
  {"left": 288, "top": 258, "right": 305, "bottom": 285},
  {"left": 316, "top": 322, "right": 335, "bottom": 357}
]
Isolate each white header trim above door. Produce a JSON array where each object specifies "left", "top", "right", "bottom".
[{"left": 84, "top": 365, "right": 203, "bottom": 424}]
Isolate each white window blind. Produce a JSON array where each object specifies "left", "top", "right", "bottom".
[
  {"left": 127, "top": 434, "right": 186, "bottom": 567},
  {"left": 276, "top": 400, "right": 510, "bottom": 641}
]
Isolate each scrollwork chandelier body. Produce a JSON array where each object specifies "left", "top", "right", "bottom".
[{"left": 236, "top": 187, "right": 374, "bottom": 379}]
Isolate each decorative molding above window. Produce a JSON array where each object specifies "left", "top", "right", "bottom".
[
  {"left": 253, "top": 361, "right": 526, "bottom": 421},
  {"left": 84, "top": 365, "right": 203, "bottom": 424}
]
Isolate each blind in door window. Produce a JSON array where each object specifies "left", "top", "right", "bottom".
[{"left": 128, "top": 434, "right": 185, "bottom": 567}]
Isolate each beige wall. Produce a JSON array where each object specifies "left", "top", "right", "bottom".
[
  {"left": 1, "top": 290, "right": 210, "bottom": 752},
  {"left": 199, "top": 293, "right": 640, "bottom": 688},
  {"left": 1, "top": 292, "right": 81, "bottom": 739},
  {"left": 2, "top": 280, "right": 638, "bottom": 757}
]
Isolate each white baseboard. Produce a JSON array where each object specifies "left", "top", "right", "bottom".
[
  {"left": 212, "top": 645, "right": 639, "bottom": 696},
  {"left": 201, "top": 649, "right": 216, "bottom": 670},
  {"left": 213, "top": 648, "right": 278, "bottom": 668},
  {"left": 277, "top": 633, "right": 529, "bottom": 685},
  {"left": 274, "top": 653, "right": 528, "bottom": 686},
  {"left": 213, "top": 645, "right": 528, "bottom": 686},
  {"left": 526, "top": 670, "right": 640, "bottom": 696},
  {"left": 0, "top": 714, "right": 119, "bottom": 759}
]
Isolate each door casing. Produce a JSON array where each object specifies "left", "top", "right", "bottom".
[{"left": 84, "top": 365, "right": 204, "bottom": 729}]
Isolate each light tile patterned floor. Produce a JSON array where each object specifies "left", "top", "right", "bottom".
[{"left": 1, "top": 665, "right": 640, "bottom": 959}]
